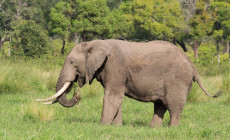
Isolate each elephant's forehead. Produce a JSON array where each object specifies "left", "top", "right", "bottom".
[
  {"left": 67, "top": 48, "right": 84, "bottom": 60},
  {"left": 71, "top": 45, "right": 83, "bottom": 54}
]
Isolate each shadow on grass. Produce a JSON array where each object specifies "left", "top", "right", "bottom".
[{"left": 65, "top": 117, "right": 153, "bottom": 127}]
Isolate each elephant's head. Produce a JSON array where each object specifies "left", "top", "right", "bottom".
[{"left": 36, "top": 40, "right": 111, "bottom": 107}]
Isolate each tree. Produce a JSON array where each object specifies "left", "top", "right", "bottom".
[
  {"left": 210, "top": 1, "right": 230, "bottom": 58},
  {"left": 107, "top": 0, "right": 123, "bottom": 9},
  {"left": 10, "top": 20, "right": 49, "bottom": 57},
  {"left": 50, "top": 0, "right": 112, "bottom": 55},
  {"left": 0, "top": 0, "right": 57, "bottom": 50},
  {"left": 107, "top": 8, "right": 131, "bottom": 39},
  {"left": 189, "top": 0, "right": 214, "bottom": 59},
  {"left": 49, "top": 1, "right": 74, "bottom": 54},
  {"left": 120, "top": 0, "right": 187, "bottom": 44},
  {"left": 179, "top": 0, "right": 197, "bottom": 22},
  {"left": 72, "top": 0, "right": 112, "bottom": 41}
]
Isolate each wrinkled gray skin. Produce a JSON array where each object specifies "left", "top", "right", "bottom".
[{"left": 55, "top": 39, "right": 220, "bottom": 126}]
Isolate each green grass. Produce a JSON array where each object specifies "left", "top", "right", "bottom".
[{"left": 1, "top": 59, "right": 230, "bottom": 139}]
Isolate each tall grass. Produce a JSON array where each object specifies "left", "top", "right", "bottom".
[
  {"left": 187, "top": 75, "right": 223, "bottom": 102},
  {"left": 0, "top": 58, "right": 61, "bottom": 94},
  {"left": 221, "top": 67, "right": 230, "bottom": 103},
  {"left": 0, "top": 58, "right": 104, "bottom": 96},
  {"left": 21, "top": 103, "right": 54, "bottom": 121}
]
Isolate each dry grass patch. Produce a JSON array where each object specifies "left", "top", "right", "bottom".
[{"left": 21, "top": 103, "right": 54, "bottom": 121}]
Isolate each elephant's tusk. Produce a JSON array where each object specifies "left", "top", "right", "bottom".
[
  {"left": 36, "top": 82, "right": 71, "bottom": 102},
  {"left": 43, "top": 99, "right": 58, "bottom": 105}
]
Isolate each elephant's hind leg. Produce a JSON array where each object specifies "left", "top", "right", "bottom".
[
  {"left": 150, "top": 102, "right": 167, "bottom": 127},
  {"left": 166, "top": 85, "right": 187, "bottom": 126},
  {"left": 168, "top": 103, "right": 185, "bottom": 126}
]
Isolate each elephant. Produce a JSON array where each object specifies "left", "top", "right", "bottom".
[{"left": 36, "top": 39, "right": 221, "bottom": 126}]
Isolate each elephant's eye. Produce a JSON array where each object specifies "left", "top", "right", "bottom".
[
  {"left": 76, "top": 69, "right": 81, "bottom": 73},
  {"left": 70, "top": 61, "right": 74, "bottom": 64},
  {"left": 88, "top": 47, "right": 92, "bottom": 54}
]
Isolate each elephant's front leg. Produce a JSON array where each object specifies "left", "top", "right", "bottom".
[
  {"left": 100, "top": 88, "right": 125, "bottom": 125},
  {"left": 112, "top": 105, "right": 122, "bottom": 125}
]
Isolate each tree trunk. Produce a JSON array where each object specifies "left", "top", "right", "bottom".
[
  {"left": 8, "top": 47, "right": 11, "bottom": 57},
  {"left": 74, "top": 33, "right": 79, "bottom": 46},
  {"left": 217, "top": 41, "right": 220, "bottom": 63},
  {"left": 0, "top": 36, "right": 8, "bottom": 50},
  {"left": 61, "top": 39, "right": 65, "bottom": 55},
  {"left": 0, "top": 41, "right": 2, "bottom": 50},
  {"left": 8, "top": 37, "right": 11, "bottom": 57},
  {"left": 194, "top": 40, "right": 198, "bottom": 59},
  {"left": 227, "top": 40, "right": 230, "bottom": 58}
]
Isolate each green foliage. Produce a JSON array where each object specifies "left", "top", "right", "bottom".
[
  {"left": 210, "top": 1, "right": 230, "bottom": 41},
  {"left": 10, "top": 20, "right": 50, "bottom": 57},
  {"left": 185, "top": 43, "right": 230, "bottom": 78},
  {"left": 1, "top": 0, "right": 230, "bottom": 58},
  {"left": 49, "top": 1, "right": 73, "bottom": 39},
  {"left": 49, "top": 0, "right": 113, "bottom": 41},
  {"left": 189, "top": 0, "right": 214, "bottom": 40},
  {"left": 198, "top": 42, "right": 218, "bottom": 65},
  {"left": 49, "top": 39, "right": 75, "bottom": 56},
  {"left": 214, "top": 53, "right": 230, "bottom": 64},
  {"left": 120, "top": 0, "right": 186, "bottom": 41},
  {"left": 72, "top": 0, "right": 112, "bottom": 40},
  {"left": 108, "top": 8, "right": 131, "bottom": 38},
  {"left": 0, "top": 0, "right": 57, "bottom": 41}
]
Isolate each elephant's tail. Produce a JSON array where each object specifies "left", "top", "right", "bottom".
[{"left": 193, "top": 67, "right": 221, "bottom": 98}]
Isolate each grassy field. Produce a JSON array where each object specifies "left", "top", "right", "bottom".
[{"left": 0, "top": 58, "right": 230, "bottom": 139}]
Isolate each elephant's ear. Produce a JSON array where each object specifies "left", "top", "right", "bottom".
[{"left": 85, "top": 46, "right": 108, "bottom": 84}]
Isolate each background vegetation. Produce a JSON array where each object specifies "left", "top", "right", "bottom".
[
  {"left": 0, "top": 0, "right": 230, "bottom": 60},
  {"left": 1, "top": 0, "right": 230, "bottom": 139}
]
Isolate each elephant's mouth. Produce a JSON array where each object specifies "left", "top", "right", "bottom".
[
  {"left": 77, "top": 75, "right": 86, "bottom": 87},
  {"left": 36, "top": 75, "right": 82, "bottom": 107}
]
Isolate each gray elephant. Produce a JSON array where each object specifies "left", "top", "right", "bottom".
[{"left": 37, "top": 39, "right": 221, "bottom": 126}]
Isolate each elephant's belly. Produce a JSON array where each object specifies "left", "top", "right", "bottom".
[
  {"left": 124, "top": 86, "right": 164, "bottom": 102},
  {"left": 125, "top": 71, "right": 166, "bottom": 102}
]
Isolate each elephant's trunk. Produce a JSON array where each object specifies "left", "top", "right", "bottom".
[{"left": 56, "top": 68, "right": 79, "bottom": 108}]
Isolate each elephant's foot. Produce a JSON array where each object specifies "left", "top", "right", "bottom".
[
  {"left": 150, "top": 102, "right": 167, "bottom": 127},
  {"left": 112, "top": 106, "right": 122, "bottom": 125},
  {"left": 100, "top": 119, "right": 113, "bottom": 125},
  {"left": 168, "top": 105, "right": 183, "bottom": 126},
  {"left": 100, "top": 112, "right": 120, "bottom": 125},
  {"left": 167, "top": 101, "right": 185, "bottom": 126},
  {"left": 112, "top": 117, "right": 123, "bottom": 126},
  {"left": 169, "top": 113, "right": 181, "bottom": 126},
  {"left": 150, "top": 115, "right": 164, "bottom": 127}
]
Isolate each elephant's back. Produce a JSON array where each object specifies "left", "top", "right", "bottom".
[
  {"left": 121, "top": 40, "right": 186, "bottom": 64},
  {"left": 106, "top": 39, "right": 193, "bottom": 74}
]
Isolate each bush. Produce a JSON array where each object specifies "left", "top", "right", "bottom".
[
  {"left": 198, "top": 42, "right": 218, "bottom": 65},
  {"left": 214, "top": 53, "right": 229, "bottom": 64},
  {"left": 49, "top": 39, "right": 75, "bottom": 56},
  {"left": 186, "top": 41, "right": 230, "bottom": 76},
  {"left": 10, "top": 20, "right": 50, "bottom": 57}
]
